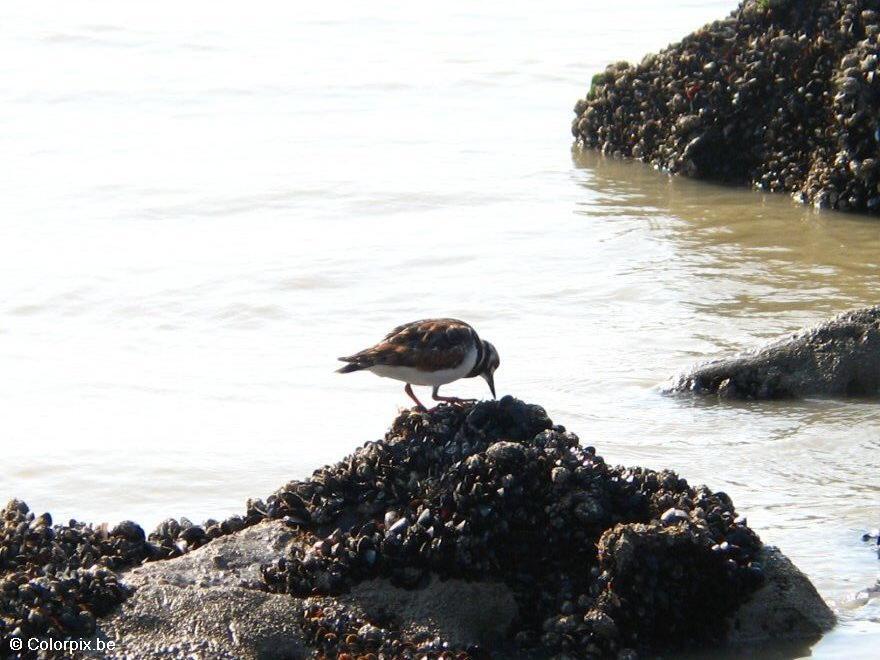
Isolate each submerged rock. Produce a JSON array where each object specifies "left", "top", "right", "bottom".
[
  {"left": 2, "top": 399, "right": 835, "bottom": 658},
  {"left": 668, "top": 306, "right": 880, "bottom": 399},
  {"left": 572, "top": 0, "right": 880, "bottom": 215}
]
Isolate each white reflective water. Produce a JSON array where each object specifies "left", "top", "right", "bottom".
[{"left": 1, "top": 1, "right": 877, "bottom": 655}]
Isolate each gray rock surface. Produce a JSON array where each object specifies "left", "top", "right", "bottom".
[
  {"left": 88, "top": 521, "right": 307, "bottom": 659},
  {"left": 728, "top": 546, "right": 835, "bottom": 646},
  {"left": 121, "top": 519, "right": 294, "bottom": 591},
  {"left": 97, "top": 585, "right": 305, "bottom": 659},
  {"left": 348, "top": 576, "right": 518, "bottom": 649},
  {"left": 668, "top": 306, "right": 880, "bottom": 399}
]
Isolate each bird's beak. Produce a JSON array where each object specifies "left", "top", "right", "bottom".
[{"left": 484, "top": 372, "right": 496, "bottom": 399}]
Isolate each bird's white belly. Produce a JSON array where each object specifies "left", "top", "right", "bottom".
[{"left": 368, "top": 345, "right": 478, "bottom": 387}]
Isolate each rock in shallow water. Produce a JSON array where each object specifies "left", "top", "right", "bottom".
[
  {"left": 572, "top": 0, "right": 880, "bottom": 216},
  {"left": 2, "top": 398, "right": 835, "bottom": 658},
  {"left": 668, "top": 306, "right": 880, "bottom": 399},
  {"left": 257, "top": 397, "right": 833, "bottom": 657}
]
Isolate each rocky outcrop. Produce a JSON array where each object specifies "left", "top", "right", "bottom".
[
  {"left": 2, "top": 399, "right": 835, "bottom": 658},
  {"left": 668, "top": 306, "right": 880, "bottom": 398},
  {"left": 572, "top": 0, "right": 880, "bottom": 214}
]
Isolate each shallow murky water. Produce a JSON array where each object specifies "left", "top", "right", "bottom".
[{"left": 1, "top": 0, "right": 878, "bottom": 655}]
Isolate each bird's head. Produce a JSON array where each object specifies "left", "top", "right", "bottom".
[{"left": 480, "top": 340, "right": 500, "bottom": 398}]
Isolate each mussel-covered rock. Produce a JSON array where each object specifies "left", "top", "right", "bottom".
[
  {"left": 259, "top": 397, "right": 789, "bottom": 658},
  {"left": 572, "top": 0, "right": 880, "bottom": 216}
]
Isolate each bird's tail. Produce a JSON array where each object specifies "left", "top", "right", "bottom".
[{"left": 336, "top": 358, "right": 366, "bottom": 374}]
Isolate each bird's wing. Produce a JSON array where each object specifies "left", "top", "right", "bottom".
[{"left": 341, "top": 318, "right": 475, "bottom": 370}]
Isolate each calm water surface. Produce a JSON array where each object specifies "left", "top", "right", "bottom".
[{"left": 1, "top": 1, "right": 878, "bottom": 655}]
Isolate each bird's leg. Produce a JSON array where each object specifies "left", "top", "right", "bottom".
[
  {"left": 431, "top": 385, "right": 476, "bottom": 407},
  {"left": 404, "top": 383, "right": 427, "bottom": 411}
]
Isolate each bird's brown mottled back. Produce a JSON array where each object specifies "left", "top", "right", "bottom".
[{"left": 339, "top": 318, "right": 479, "bottom": 371}]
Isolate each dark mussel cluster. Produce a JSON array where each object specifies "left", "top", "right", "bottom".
[
  {"left": 261, "top": 397, "right": 765, "bottom": 659},
  {"left": 0, "top": 497, "right": 267, "bottom": 654},
  {"left": 572, "top": 0, "right": 880, "bottom": 214},
  {"left": 147, "top": 509, "right": 256, "bottom": 560},
  {"left": 0, "top": 501, "right": 148, "bottom": 654}
]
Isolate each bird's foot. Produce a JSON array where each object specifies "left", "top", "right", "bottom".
[{"left": 429, "top": 396, "right": 476, "bottom": 410}]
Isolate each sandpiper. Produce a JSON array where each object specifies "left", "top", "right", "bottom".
[{"left": 337, "top": 318, "right": 500, "bottom": 410}]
